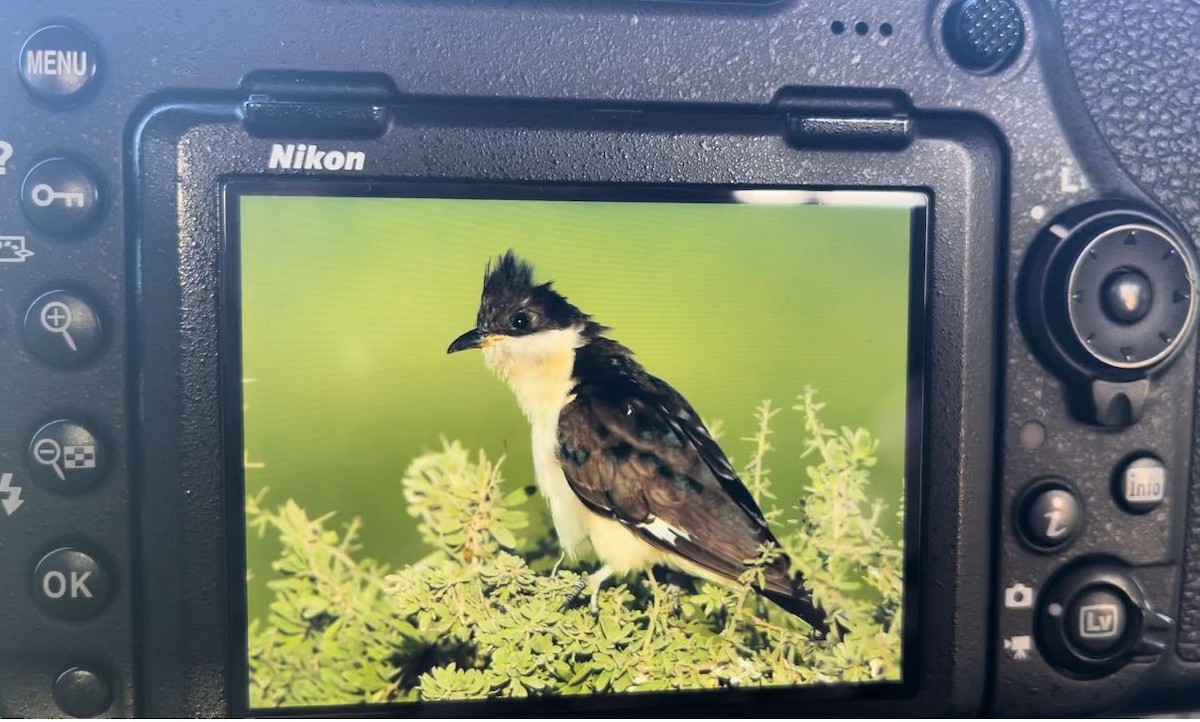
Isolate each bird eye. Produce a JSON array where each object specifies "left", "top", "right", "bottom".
[{"left": 510, "top": 311, "right": 532, "bottom": 331}]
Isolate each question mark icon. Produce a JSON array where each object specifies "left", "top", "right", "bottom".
[{"left": 0, "top": 141, "right": 12, "bottom": 176}]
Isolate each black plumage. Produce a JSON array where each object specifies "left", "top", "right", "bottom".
[{"left": 559, "top": 338, "right": 828, "bottom": 634}]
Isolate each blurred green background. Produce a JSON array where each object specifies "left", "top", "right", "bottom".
[{"left": 239, "top": 193, "right": 916, "bottom": 625}]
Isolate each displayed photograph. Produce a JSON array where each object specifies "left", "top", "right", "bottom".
[{"left": 234, "top": 188, "right": 921, "bottom": 710}]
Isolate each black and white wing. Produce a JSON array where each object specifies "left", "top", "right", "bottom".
[{"left": 556, "top": 347, "right": 786, "bottom": 592}]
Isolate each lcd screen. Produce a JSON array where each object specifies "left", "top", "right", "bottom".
[{"left": 227, "top": 184, "right": 926, "bottom": 712}]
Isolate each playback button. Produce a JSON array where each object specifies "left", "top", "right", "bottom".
[{"left": 20, "top": 157, "right": 104, "bottom": 236}]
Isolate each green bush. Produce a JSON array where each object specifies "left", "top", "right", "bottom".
[{"left": 246, "top": 389, "right": 904, "bottom": 708}]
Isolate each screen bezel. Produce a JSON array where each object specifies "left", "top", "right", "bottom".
[{"left": 220, "top": 179, "right": 929, "bottom": 716}]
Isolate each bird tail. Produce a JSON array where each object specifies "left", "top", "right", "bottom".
[
  {"left": 757, "top": 562, "right": 835, "bottom": 638},
  {"left": 760, "top": 585, "right": 831, "bottom": 638}
]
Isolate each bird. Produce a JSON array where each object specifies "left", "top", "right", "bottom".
[{"left": 447, "top": 250, "right": 829, "bottom": 635}]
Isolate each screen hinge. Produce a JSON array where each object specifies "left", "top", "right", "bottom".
[
  {"left": 775, "top": 90, "right": 914, "bottom": 149},
  {"left": 239, "top": 70, "right": 396, "bottom": 139}
]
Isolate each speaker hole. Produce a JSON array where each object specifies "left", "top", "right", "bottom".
[
  {"left": 880, "top": 22, "right": 894, "bottom": 37},
  {"left": 831, "top": 20, "right": 845, "bottom": 35},
  {"left": 854, "top": 21, "right": 870, "bottom": 35}
]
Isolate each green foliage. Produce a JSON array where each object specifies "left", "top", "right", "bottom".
[{"left": 246, "top": 390, "right": 904, "bottom": 707}]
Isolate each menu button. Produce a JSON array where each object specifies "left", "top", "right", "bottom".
[{"left": 19, "top": 25, "right": 101, "bottom": 105}]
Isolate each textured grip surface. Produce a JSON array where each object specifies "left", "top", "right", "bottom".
[
  {"left": 1059, "top": 0, "right": 1200, "bottom": 663},
  {"left": 1059, "top": 0, "right": 1200, "bottom": 237}
]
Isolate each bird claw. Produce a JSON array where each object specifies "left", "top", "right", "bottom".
[{"left": 663, "top": 583, "right": 685, "bottom": 613}]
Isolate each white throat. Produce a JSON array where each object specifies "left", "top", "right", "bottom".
[
  {"left": 482, "top": 325, "right": 591, "bottom": 553},
  {"left": 481, "top": 326, "right": 586, "bottom": 420}
]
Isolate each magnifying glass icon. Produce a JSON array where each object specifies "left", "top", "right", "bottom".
[
  {"left": 33, "top": 438, "right": 66, "bottom": 482},
  {"left": 40, "top": 301, "right": 78, "bottom": 352}
]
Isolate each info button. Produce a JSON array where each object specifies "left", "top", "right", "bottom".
[{"left": 1116, "top": 456, "right": 1166, "bottom": 514}]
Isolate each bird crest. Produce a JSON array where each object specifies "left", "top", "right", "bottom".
[{"left": 476, "top": 250, "right": 595, "bottom": 333}]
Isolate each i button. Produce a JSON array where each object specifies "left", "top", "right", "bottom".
[{"left": 1017, "top": 479, "right": 1083, "bottom": 552}]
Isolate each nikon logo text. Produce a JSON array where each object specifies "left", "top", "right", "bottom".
[{"left": 268, "top": 144, "right": 366, "bottom": 172}]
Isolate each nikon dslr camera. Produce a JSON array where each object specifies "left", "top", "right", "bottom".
[{"left": 3, "top": 0, "right": 1200, "bottom": 717}]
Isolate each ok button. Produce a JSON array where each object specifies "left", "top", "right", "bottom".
[{"left": 33, "top": 548, "right": 110, "bottom": 621}]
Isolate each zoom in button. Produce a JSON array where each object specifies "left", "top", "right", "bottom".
[{"left": 23, "top": 290, "right": 105, "bottom": 368}]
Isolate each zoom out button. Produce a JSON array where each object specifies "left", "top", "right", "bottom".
[{"left": 27, "top": 420, "right": 106, "bottom": 494}]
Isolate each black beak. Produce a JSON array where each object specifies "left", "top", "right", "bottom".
[{"left": 447, "top": 328, "right": 485, "bottom": 354}]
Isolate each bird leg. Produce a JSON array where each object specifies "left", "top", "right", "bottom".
[
  {"left": 587, "top": 565, "right": 614, "bottom": 615},
  {"left": 550, "top": 552, "right": 567, "bottom": 577},
  {"left": 561, "top": 576, "right": 588, "bottom": 611},
  {"left": 642, "top": 572, "right": 663, "bottom": 651},
  {"left": 560, "top": 565, "right": 615, "bottom": 614}
]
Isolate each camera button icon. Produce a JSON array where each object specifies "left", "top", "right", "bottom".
[{"left": 1004, "top": 583, "right": 1036, "bottom": 610}]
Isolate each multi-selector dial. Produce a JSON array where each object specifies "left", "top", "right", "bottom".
[
  {"left": 1063, "top": 223, "right": 1194, "bottom": 371},
  {"left": 1023, "top": 207, "right": 1199, "bottom": 426}
]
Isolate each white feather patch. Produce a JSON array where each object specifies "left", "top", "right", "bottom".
[{"left": 637, "top": 515, "right": 693, "bottom": 546}]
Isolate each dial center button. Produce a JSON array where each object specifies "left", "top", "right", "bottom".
[{"left": 1102, "top": 268, "right": 1153, "bottom": 324}]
